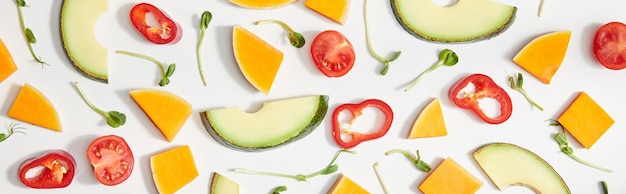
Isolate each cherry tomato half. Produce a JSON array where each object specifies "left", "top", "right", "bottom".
[
  {"left": 593, "top": 22, "right": 626, "bottom": 70},
  {"left": 310, "top": 30, "right": 356, "bottom": 77},
  {"left": 86, "top": 135, "right": 134, "bottom": 186}
]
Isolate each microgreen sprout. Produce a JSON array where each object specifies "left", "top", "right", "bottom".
[
  {"left": 73, "top": 81, "right": 126, "bottom": 128},
  {"left": 255, "top": 20, "right": 305, "bottom": 48},
  {"left": 373, "top": 162, "right": 390, "bottom": 194},
  {"left": 547, "top": 120, "right": 612, "bottom": 172},
  {"left": 404, "top": 49, "right": 458, "bottom": 92},
  {"left": 365, "top": 0, "right": 401, "bottom": 75},
  {"left": 272, "top": 186, "right": 287, "bottom": 194},
  {"left": 385, "top": 149, "right": 431, "bottom": 172},
  {"left": 233, "top": 150, "right": 354, "bottom": 182},
  {"left": 601, "top": 181, "right": 608, "bottom": 194},
  {"left": 115, "top": 50, "right": 176, "bottom": 86},
  {"left": 508, "top": 73, "right": 543, "bottom": 111},
  {"left": 16, "top": 0, "right": 47, "bottom": 66},
  {"left": 538, "top": 0, "right": 546, "bottom": 16},
  {"left": 0, "top": 123, "right": 26, "bottom": 142},
  {"left": 197, "top": 11, "right": 212, "bottom": 86}
]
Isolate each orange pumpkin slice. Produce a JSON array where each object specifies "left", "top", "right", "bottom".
[
  {"left": 557, "top": 92, "right": 614, "bottom": 149},
  {"left": 8, "top": 83, "right": 62, "bottom": 132},
  {"left": 513, "top": 31, "right": 571, "bottom": 84},
  {"left": 419, "top": 157, "right": 482, "bottom": 193},
  {"left": 233, "top": 26, "right": 284, "bottom": 95},
  {"left": 151, "top": 145, "right": 198, "bottom": 194},
  {"left": 305, "top": 0, "right": 351, "bottom": 25},
  {"left": 129, "top": 89, "right": 192, "bottom": 142},
  {"left": 0, "top": 38, "right": 17, "bottom": 83},
  {"left": 408, "top": 98, "right": 447, "bottom": 138},
  {"left": 328, "top": 174, "right": 369, "bottom": 194},
  {"left": 229, "top": 0, "right": 297, "bottom": 9}
]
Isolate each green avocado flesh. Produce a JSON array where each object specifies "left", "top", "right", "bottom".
[
  {"left": 200, "top": 95, "right": 328, "bottom": 152},
  {"left": 61, "top": 0, "right": 109, "bottom": 83},
  {"left": 391, "top": 0, "right": 516, "bottom": 43},
  {"left": 473, "top": 143, "right": 570, "bottom": 194},
  {"left": 210, "top": 173, "right": 240, "bottom": 194}
]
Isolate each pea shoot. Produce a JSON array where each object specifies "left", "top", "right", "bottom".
[
  {"left": 197, "top": 11, "right": 212, "bottom": 86},
  {"left": 385, "top": 149, "right": 431, "bottom": 172},
  {"left": 73, "top": 81, "right": 126, "bottom": 128},
  {"left": 601, "top": 181, "right": 608, "bottom": 194},
  {"left": 404, "top": 49, "right": 458, "bottom": 92},
  {"left": 0, "top": 123, "right": 26, "bottom": 143},
  {"left": 373, "top": 162, "right": 390, "bottom": 194},
  {"left": 115, "top": 50, "right": 176, "bottom": 86},
  {"left": 233, "top": 150, "right": 354, "bottom": 182},
  {"left": 15, "top": 0, "right": 47, "bottom": 66},
  {"left": 508, "top": 73, "right": 543, "bottom": 111},
  {"left": 365, "top": 0, "right": 401, "bottom": 75},
  {"left": 548, "top": 120, "right": 612, "bottom": 173},
  {"left": 538, "top": 0, "right": 546, "bottom": 16},
  {"left": 271, "top": 186, "right": 287, "bottom": 194},
  {"left": 255, "top": 20, "right": 305, "bottom": 48}
]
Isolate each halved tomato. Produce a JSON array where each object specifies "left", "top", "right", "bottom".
[
  {"left": 593, "top": 22, "right": 626, "bottom": 70},
  {"left": 310, "top": 30, "right": 356, "bottom": 77},
  {"left": 86, "top": 135, "right": 134, "bottom": 186}
]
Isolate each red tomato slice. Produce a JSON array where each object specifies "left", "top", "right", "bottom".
[
  {"left": 86, "top": 135, "right": 134, "bottom": 186},
  {"left": 310, "top": 30, "right": 356, "bottom": 77},
  {"left": 593, "top": 22, "right": 626, "bottom": 70}
]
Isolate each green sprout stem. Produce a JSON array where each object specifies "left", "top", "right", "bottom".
[
  {"left": 509, "top": 73, "right": 543, "bottom": 111},
  {"left": 0, "top": 123, "right": 26, "bottom": 142},
  {"left": 115, "top": 50, "right": 175, "bottom": 86},
  {"left": 16, "top": 0, "right": 47, "bottom": 66},
  {"left": 373, "top": 162, "right": 390, "bottom": 194},
  {"left": 548, "top": 120, "right": 612, "bottom": 173},
  {"left": 601, "top": 181, "right": 608, "bottom": 194},
  {"left": 255, "top": 19, "right": 305, "bottom": 48},
  {"left": 365, "top": 0, "right": 401, "bottom": 75},
  {"left": 538, "top": 0, "right": 546, "bottom": 16},
  {"left": 404, "top": 49, "right": 458, "bottom": 92},
  {"left": 73, "top": 81, "right": 126, "bottom": 128},
  {"left": 197, "top": 11, "right": 212, "bottom": 86},
  {"left": 385, "top": 149, "right": 431, "bottom": 172}
]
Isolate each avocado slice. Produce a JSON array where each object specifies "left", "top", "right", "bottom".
[
  {"left": 60, "top": 0, "right": 109, "bottom": 83},
  {"left": 200, "top": 95, "right": 328, "bottom": 152},
  {"left": 473, "top": 143, "right": 570, "bottom": 194},
  {"left": 391, "top": 0, "right": 516, "bottom": 43},
  {"left": 210, "top": 173, "right": 240, "bottom": 194}
]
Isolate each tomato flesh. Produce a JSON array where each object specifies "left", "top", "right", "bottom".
[
  {"left": 593, "top": 22, "right": 626, "bottom": 70},
  {"left": 87, "top": 135, "right": 134, "bottom": 186},
  {"left": 310, "top": 30, "right": 355, "bottom": 77}
]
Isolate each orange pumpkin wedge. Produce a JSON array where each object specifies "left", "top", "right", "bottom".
[
  {"left": 150, "top": 145, "right": 198, "bottom": 194},
  {"left": 229, "top": 0, "right": 297, "bottom": 9},
  {"left": 129, "top": 89, "right": 192, "bottom": 142},
  {"left": 233, "top": 26, "right": 284, "bottom": 95},
  {"left": 557, "top": 92, "right": 614, "bottom": 149},
  {"left": 408, "top": 98, "right": 447, "bottom": 138},
  {"left": 8, "top": 83, "right": 62, "bottom": 132},
  {"left": 0, "top": 38, "right": 17, "bottom": 83},
  {"left": 305, "top": 0, "right": 351, "bottom": 25},
  {"left": 419, "top": 157, "right": 483, "bottom": 194},
  {"left": 513, "top": 30, "right": 571, "bottom": 84},
  {"left": 328, "top": 174, "right": 370, "bottom": 194}
]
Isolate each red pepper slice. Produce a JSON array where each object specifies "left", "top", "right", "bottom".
[
  {"left": 448, "top": 73, "right": 513, "bottom": 124},
  {"left": 18, "top": 150, "right": 76, "bottom": 189},
  {"left": 130, "top": 3, "right": 182, "bottom": 44},
  {"left": 332, "top": 99, "right": 394, "bottom": 149}
]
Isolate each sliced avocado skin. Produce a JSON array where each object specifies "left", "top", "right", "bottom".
[
  {"left": 200, "top": 95, "right": 329, "bottom": 152},
  {"left": 390, "top": 0, "right": 517, "bottom": 43}
]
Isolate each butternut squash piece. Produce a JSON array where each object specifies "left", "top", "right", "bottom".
[
  {"left": 305, "top": 0, "right": 351, "bottom": 25},
  {"left": 129, "top": 89, "right": 192, "bottom": 142},
  {"left": 513, "top": 31, "right": 571, "bottom": 84},
  {"left": 557, "top": 92, "right": 614, "bottom": 149},
  {"left": 8, "top": 83, "right": 62, "bottom": 132},
  {"left": 328, "top": 174, "right": 369, "bottom": 194},
  {"left": 151, "top": 145, "right": 198, "bottom": 194},
  {"left": 229, "top": 0, "right": 297, "bottom": 9},
  {"left": 233, "top": 26, "right": 283, "bottom": 95},
  {"left": 0, "top": 38, "right": 17, "bottom": 83},
  {"left": 419, "top": 157, "right": 482, "bottom": 194},
  {"left": 408, "top": 98, "right": 447, "bottom": 138}
]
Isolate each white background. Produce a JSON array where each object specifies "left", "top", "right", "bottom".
[{"left": 1, "top": 0, "right": 625, "bottom": 193}]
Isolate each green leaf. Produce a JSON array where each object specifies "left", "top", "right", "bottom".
[
  {"left": 17, "top": 0, "right": 26, "bottom": 7},
  {"left": 272, "top": 186, "right": 287, "bottom": 194},
  {"left": 289, "top": 32, "right": 305, "bottom": 48},
  {"left": 107, "top": 111, "right": 127, "bottom": 128},
  {"left": 321, "top": 165, "right": 338, "bottom": 175},
  {"left": 25, "top": 28, "right": 36, "bottom": 44},
  {"left": 380, "top": 64, "right": 390, "bottom": 75},
  {"left": 388, "top": 51, "right": 402, "bottom": 62},
  {"left": 516, "top": 73, "right": 524, "bottom": 87},
  {"left": 200, "top": 11, "right": 212, "bottom": 31},
  {"left": 439, "top": 49, "right": 458, "bottom": 66},
  {"left": 0, "top": 134, "right": 7, "bottom": 142},
  {"left": 165, "top": 64, "right": 176, "bottom": 78}
]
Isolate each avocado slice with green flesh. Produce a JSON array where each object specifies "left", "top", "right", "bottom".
[
  {"left": 391, "top": 0, "right": 516, "bottom": 43},
  {"left": 200, "top": 95, "right": 328, "bottom": 152},
  {"left": 473, "top": 143, "right": 570, "bottom": 194},
  {"left": 210, "top": 173, "right": 240, "bottom": 194},
  {"left": 61, "top": 0, "right": 109, "bottom": 83}
]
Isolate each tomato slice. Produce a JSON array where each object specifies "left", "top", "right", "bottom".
[
  {"left": 593, "top": 22, "right": 626, "bottom": 70},
  {"left": 86, "top": 135, "right": 134, "bottom": 186},
  {"left": 310, "top": 30, "right": 356, "bottom": 77}
]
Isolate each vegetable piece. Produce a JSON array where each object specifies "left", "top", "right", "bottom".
[
  {"left": 0, "top": 38, "right": 18, "bottom": 83},
  {"left": 15, "top": 0, "right": 47, "bottom": 65},
  {"left": 271, "top": 186, "right": 287, "bottom": 194},
  {"left": 8, "top": 83, "right": 62, "bottom": 132},
  {"left": 233, "top": 150, "right": 354, "bottom": 182},
  {"left": 601, "top": 181, "right": 608, "bottom": 194},
  {"left": 404, "top": 49, "right": 458, "bottom": 92},
  {"left": 513, "top": 30, "right": 571, "bottom": 84},
  {"left": 151, "top": 145, "right": 198, "bottom": 194},
  {"left": 364, "top": 0, "right": 400, "bottom": 75},
  {"left": 332, "top": 99, "right": 393, "bottom": 149},
  {"left": 328, "top": 173, "right": 370, "bottom": 194},
  {"left": 385, "top": 149, "right": 431, "bottom": 172},
  {"left": 448, "top": 73, "right": 512, "bottom": 124},
  {"left": 255, "top": 19, "right": 305, "bottom": 48},
  {"left": 229, "top": 0, "right": 297, "bottom": 9},
  {"left": 233, "top": 25, "right": 284, "bottom": 94},
  {"left": 538, "top": 0, "right": 546, "bottom": 16},
  {"left": 508, "top": 73, "right": 543, "bottom": 111},
  {"left": 310, "top": 30, "right": 356, "bottom": 77},
  {"left": 196, "top": 11, "right": 212, "bottom": 86},
  {"left": 556, "top": 92, "right": 614, "bottom": 149},
  {"left": 407, "top": 98, "right": 447, "bottom": 138},
  {"left": 73, "top": 81, "right": 126, "bottom": 128},
  {"left": 129, "top": 89, "right": 192, "bottom": 142},
  {"left": 419, "top": 157, "right": 482, "bottom": 193},
  {"left": 210, "top": 172, "right": 240, "bottom": 194},
  {"left": 593, "top": 22, "right": 626, "bottom": 70},
  {"left": 0, "top": 123, "right": 26, "bottom": 143},
  {"left": 18, "top": 150, "right": 76, "bottom": 189},
  {"left": 305, "top": 0, "right": 351, "bottom": 25},
  {"left": 115, "top": 50, "right": 176, "bottom": 86},
  {"left": 372, "top": 162, "right": 389, "bottom": 194},
  {"left": 129, "top": 3, "right": 182, "bottom": 44},
  {"left": 87, "top": 135, "right": 134, "bottom": 186},
  {"left": 548, "top": 120, "right": 612, "bottom": 172}
]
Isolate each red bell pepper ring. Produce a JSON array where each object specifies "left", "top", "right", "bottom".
[
  {"left": 130, "top": 3, "right": 182, "bottom": 44},
  {"left": 332, "top": 99, "right": 393, "bottom": 149},
  {"left": 448, "top": 73, "right": 513, "bottom": 124},
  {"left": 18, "top": 150, "right": 76, "bottom": 189}
]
